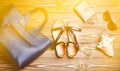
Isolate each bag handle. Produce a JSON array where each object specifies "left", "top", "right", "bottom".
[
  {"left": 9, "top": 7, "right": 48, "bottom": 46},
  {"left": 19, "top": 7, "right": 48, "bottom": 36}
]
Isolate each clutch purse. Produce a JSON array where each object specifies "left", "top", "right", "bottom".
[
  {"left": 74, "top": 1, "right": 95, "bottom": 23},
  {"left": 0, "top": 5, "right": 52, "bottom": 68}
]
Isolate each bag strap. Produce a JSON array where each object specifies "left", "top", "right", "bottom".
[
  {"left": 6, "top": 7, "right": 48, "bottom": 46},
  {"left": 19, "top": 7, "right": 48, "bottom": 36}
]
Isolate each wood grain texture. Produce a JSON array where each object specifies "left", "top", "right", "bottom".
[{"left": 0, "top": 0, "right": 120, "bottom": 71}]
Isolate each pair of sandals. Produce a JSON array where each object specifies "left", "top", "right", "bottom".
[{"left": 51, "top": 21, "right": 81, "bottom": 58}]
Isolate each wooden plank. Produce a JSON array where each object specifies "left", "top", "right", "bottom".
[{"left": 0, "top": 0, "right": 120, "bottom": 71}]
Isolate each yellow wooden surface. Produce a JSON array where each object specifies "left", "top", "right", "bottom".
[{"left": 0, "top": 0, "right": 120, "bottom": 71}]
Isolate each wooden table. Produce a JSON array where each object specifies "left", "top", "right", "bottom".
[{"left": 0, "top": 0, "right": 120, "bottom": 71}]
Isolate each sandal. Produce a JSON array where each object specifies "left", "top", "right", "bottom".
[
  {"left": 51, "top": 21, "right": 67, "bottom": 58},
  {"left": 103, "top": 10, "right": 117, "bottom": 31},
  {"left": 66, "top": 23, "right": 81, "bottom": 58}
]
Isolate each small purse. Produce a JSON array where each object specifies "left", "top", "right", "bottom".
[
  {"left": 0, "top": 5, "right": 52, "bottom": 68},
  {"left": 74, "top": 1, "right": 95, "bottom": 23}
]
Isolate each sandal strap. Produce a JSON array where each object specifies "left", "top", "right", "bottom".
[
  {"left": 56, "top": 42, "right": 65, "bottom": 45},
  {"left": 52, "top": 26, "right": 65, "bottom": 31},
  {"left": 67, "top": 26, "right": 81, "bottom": 50},
  {"left": 70, "top": 30, "right": 79, "bottom": 48},
  {"left": 51, "top": 26, "right": 66, "bottom": 46},
  {"left": 68, "top": 42, "right": 79, "bottom": 50},
  {"left": 68, "top": 27, "right": 81, "bottom": 32},
  {"left": 68, "top": 41, "right": 76, "bottom": 45},
  {"left": 54, "top": 30, "right": 64, "bottom": 44}
]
